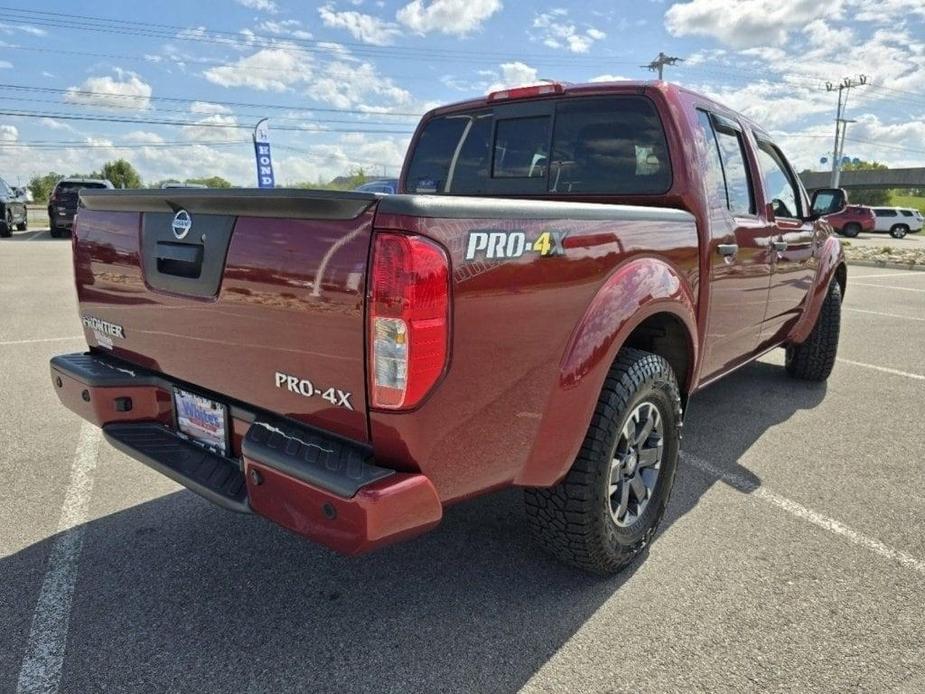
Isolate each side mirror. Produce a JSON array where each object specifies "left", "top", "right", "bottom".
[{"left": 809, "top": 187, "right": 847, "bottom": 219}]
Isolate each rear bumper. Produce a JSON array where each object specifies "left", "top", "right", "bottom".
[{"left": 49, "top": 352, "right": 442, "bottom": 554}]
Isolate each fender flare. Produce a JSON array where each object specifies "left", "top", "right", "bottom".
[
  {"left": 787, "top": 236, "right": 845, "bottom": 345},
  {"left": 515, "top": 256, "right": 698, "bottom": 488}
]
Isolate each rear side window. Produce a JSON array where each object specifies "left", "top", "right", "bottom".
[
  {"left": 695, "top": 110, "right": 731, "bottom": 211},
  {"left": 901, "top": 210, "right": 914, "bottom": 217},
  {"left": 405, "top": 96, "right": 671, "bottom": 195},
  {"left": 712, "top": 124, "right": 754, "bottom": 216},
  {"left": 874, "top": 208, "right": 897, "bottom": 217}
]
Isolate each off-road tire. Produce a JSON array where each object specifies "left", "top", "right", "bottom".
[
  {"left": 524, "top": 348, "right": 682, "bottom": 575},
  {"left": 840, "top": 222, "right": 860, "bottom": 238},
  {"left": 785, "top": 280, "right": 841, "bottom": 381},
  {"left": 890, "top": 224, "right": 908, "bottom": 239}
]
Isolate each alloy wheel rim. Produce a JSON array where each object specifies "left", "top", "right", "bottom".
[{"left": 609, "top": 401, "right": 664, "bottom": 527}]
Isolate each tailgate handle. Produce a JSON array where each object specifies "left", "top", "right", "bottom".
[{"left": 156, "top": 242, "right": 203, "bottom": 279}]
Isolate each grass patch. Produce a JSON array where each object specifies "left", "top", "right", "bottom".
[{"left": 890, "top": 194, "right": 925, "bottom": 214}]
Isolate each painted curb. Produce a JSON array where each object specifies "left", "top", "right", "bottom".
[{"left": 845, "top": 259, "right": 925, "bottom": 271}]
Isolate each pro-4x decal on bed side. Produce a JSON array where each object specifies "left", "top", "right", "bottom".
[{"left": 464, "top": 229, "right": 568, "bottom": 261}]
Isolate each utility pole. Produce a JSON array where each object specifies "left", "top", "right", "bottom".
[
  {"left": 826, "top": 75, "right": 867, "bottom": 187},
  {"left": 642, "top": 52, "right": 683, "bottom": 81}
]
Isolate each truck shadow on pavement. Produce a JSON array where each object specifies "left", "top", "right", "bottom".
[{"left": 1, "top": 359, "right": 826, "bottom": 694}]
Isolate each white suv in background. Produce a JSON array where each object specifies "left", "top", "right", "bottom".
[{"left": 871, "top": 207, "right": 924, "bottom": 239}]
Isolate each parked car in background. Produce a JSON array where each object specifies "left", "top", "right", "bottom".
[
  {"left": 871, "top": 206, "right": 924, "bottom": 239},
  {"left": 900, "top": 208, "right": 923, "bottom": 233},
  {"left": 353, "top": 178, "right": 399, "bottom": 194},
  {"left": 823, "top": 204, "right": 875, "bottom": 238},
  {"left": 48, "top": 178, "right": 113, "bottom": 238},
  {"left": 0, "top": 176, "right": 28, "bottom": 237}
]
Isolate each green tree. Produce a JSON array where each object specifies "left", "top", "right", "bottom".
[
  {"left": 28, "top": 172, "right": 64, "bottom": 202},
  {"left": 184, "top": 176, "right": 232, "bottom": 188},
  {"left": 839, "top": 160, "right": 891, "bottom": 206},
  {"left": 94, "top": 159, "right": 142, "bottom": 189}
]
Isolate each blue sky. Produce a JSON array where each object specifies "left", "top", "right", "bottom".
[{"left": 0, "top": 0, "right": 923, "bottom": 186}]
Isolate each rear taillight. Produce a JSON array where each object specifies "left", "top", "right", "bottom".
[{"left": 368, "top": 232, "right": 449, "bottom": 410}]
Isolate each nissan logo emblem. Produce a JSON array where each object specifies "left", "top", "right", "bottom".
[{"left": 172, "top": 209, "right": 192, "bottom": 240}]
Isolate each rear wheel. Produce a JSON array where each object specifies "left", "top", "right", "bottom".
[
  {"left": 524, "top": 348, "right": 681, "bottom": 575},
  {"left": 49, "top": 218, "right": 61, "bottom": 238},
  {"left": 890, "top": 224, "right": 909, "bottom": 239},
  {"left": 785, "top": 280, "right": 841, "bottom": 382},
  {"left": 0, "top": 210, "right": 12, "bottom": 238},
  {"left": 840, "top": 222, "right": 860, "bottom": 238},
  {"left": 16, "top": 212, "right": 27, "bottom": 231}
]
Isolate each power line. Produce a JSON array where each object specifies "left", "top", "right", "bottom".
[
  {"left": 0, "top": 107, "right": 415, "bottom": 134},
  {"left": 0, "top": 82, "right": 422, "bottom": 118},
  {"left": 0, "top": 6, "right": 627, "bottom": 67}
]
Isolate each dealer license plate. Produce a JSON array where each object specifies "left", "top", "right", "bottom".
[{"left": 173, "top": 388, "right": 228, "bottom": 456}]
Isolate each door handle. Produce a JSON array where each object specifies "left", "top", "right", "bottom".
[
  {"left": 772, "top": 240, "right": 788, "bottom": 252},
  {"left": 717, "top": 243, "right": 738, "bottom": 257}
]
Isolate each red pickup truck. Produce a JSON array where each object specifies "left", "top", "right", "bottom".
[{"left": 50, "top": 81, "right": 847, "bottom": 574}]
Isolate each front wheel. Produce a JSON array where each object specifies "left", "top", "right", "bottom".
[
  {"left": 840, "top": 222, "right": 860, "bottom": 238},
  {"left": 785, "top": 280, "right": 841, "bottom": 381},
  {"left": 524, "top": 348, "right": 682, "bottom": 575},
  {"left": 890, "top": 224, "right": 908, "bottom": 239}
]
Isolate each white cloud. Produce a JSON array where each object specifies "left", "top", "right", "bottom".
[
  {"left": 0, "top": 124, "right": 17, "bottom": 142},
  {"left": 258, "top": 19, "right": 313, "bottom": 39},
  {"left": 40, "top": 118, "right": 76, "bottom": 132},
  {"left": 397, "top": 0, "right": 501, "bottom": 35},
  {"left": 589, "top": 74, "right": 630, "bottom": 82},
  {"left": 664, "top": 0, "right": 843, "bottom": 49},
  {"left": 0, "top": 22, "right": 46, "bottom": 36},
  {"left": 190, "top": 101, "right": 233, "bottom": 115},
  {"left": 124, "top": 131, "right": 166, "bottom": 144},
  {"left": 236, "top": 0, "right": 278, "bottom": 13},
  {"left": 203, "top": 46, "right": 315, "bottom": 91},
  {"left": 486, "top": 61, "right": 539, "bottom": 92},
  {"left": 319, "top": 5, "right": 402, "bottom": 45},
  {"left": 311, "top": 60, "right": 412, "bottom": 108},
  {"left": 64, "top": 70, "right": 153, "bottom": 110},
  {"left": 531, "top": 10, "right": 606, "bottom": 53},
  {"left": 182, "top": 112, "right": 241, "bottom": 142}
]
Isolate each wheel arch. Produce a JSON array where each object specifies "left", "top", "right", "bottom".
[
  {"left": 515, "top": 256, "right": 698, "bottom": 488},
  {"left": 788, "top": 235, "right": 846, "bottom": 345}
]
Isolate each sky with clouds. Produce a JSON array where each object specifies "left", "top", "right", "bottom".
[{"left": 0, "top": 0, "right": 923, "bottom": 187}]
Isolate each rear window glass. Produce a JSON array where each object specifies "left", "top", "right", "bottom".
[
  {"left": 901, "top": 210, "right": 914, "bottom": 217},
  {"left": 405, "top": 96, "right": 671, "bottom": 195},
  {"left": 57, "top": 182, "right": 108, "bottom": 193}
]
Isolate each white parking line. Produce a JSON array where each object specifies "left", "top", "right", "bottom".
[
  {"left": 852, "top": 282, "right": 925, "bottom": 293},
  {"left": 844, "top": 307, "right": 925, "bottom": 322},
  {"left": 837, "top": 358, "right": 925, "bottom": 381},
  {"left": 16, "top": 422, "right": 102, "bottom": 694},
  {"left": 0, "top": 336, "right": 82, "bottom": 346},
  {"left": 850, "top": 271, "right": 925, "bottom": 279},
  {"left": 684, "top": 453, "right": 925, "bottom": 576}
]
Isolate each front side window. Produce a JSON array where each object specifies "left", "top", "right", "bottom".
[
  {"left": 756, "top": 141, "right": 801, "bottom": 219},
  {"left": 712, "top": 126, "right": 754, "bottom": 216},
  {"left": 403, "top": 96, "right": 671, "bottom": 196}
]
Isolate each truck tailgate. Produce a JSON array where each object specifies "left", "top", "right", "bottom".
[{"left": 75, "top": 189, "right": 378, "bottom": 442}]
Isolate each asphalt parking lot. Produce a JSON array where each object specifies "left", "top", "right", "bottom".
[
  {"left": 844, "top": 230, "right": 925, "bottom": 249},
  {"left": 1, "top": 229, "right": 923, "bottom": 693}
]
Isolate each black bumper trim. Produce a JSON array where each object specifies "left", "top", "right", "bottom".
[
  {"left": 104, "top": 423, "right": 249, "bottom": 513},
  {"left": 242, "top": 417, "right": 392, "bottom": 498}
]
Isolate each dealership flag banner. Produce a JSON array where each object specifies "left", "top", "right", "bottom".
[{"left": 253, "top": 118, "right": 275, "bottom": 188}]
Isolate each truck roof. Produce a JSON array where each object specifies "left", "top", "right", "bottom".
[{"left": 424, "top": 79, "right": 770, "bottom": 141}]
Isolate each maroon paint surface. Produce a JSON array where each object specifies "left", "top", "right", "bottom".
[
  {"left": 57, "top": 80, "right": 846, "bottom": 548},
  {"left": 74, "top": 210, "right": 373, "bottom": 442}
]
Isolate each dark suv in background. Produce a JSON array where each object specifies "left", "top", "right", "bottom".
[
  {"left": 0, "top": 176, "right": 28, "bottom": 237},
  {"left": 48, "top": 178, "right": 113, "bottom": 238}
]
